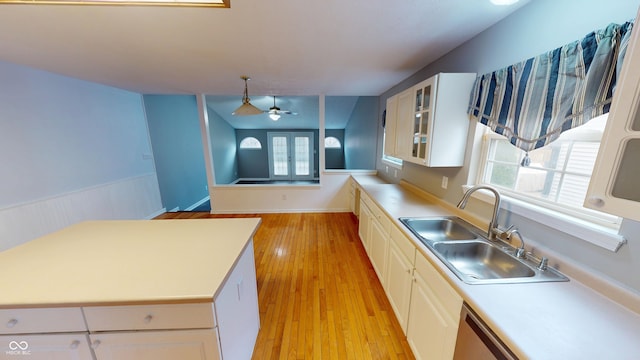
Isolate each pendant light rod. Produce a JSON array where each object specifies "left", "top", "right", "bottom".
[{"left": 232, "top": 75, "right": 263, "bottom": 116}]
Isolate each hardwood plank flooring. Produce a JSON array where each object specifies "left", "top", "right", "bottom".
[{"left": 155, "top": 212, "right": 415, "bottom": 360}]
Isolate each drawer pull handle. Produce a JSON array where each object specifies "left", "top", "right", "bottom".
[
  {"left": 144, "top": 314, "right": 153, "bottom": 323},
  {"left": 91, "top": 340, "right": 101, "bottom": 349},
  {"left": 70, "top": 340, "right": 80, "bottom": 349},
  {"left": 6, "top": 319, "right": 18, "bottom": 328}
]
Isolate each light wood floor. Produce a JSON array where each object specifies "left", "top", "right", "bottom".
[{"left": 155, "top": 212, "right": 415, "bottom": 360}]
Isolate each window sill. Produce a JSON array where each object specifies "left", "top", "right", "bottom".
[
  {"left": 461, "top": 185, "right": 627, "bottom": 252},
  {"left": 381, "top": 157, "right": 403, "bottom": 170}
]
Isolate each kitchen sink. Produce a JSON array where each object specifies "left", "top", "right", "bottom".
[
  {"left": 399, "top": 216, "right": 569, "bottom": 284},
  {"left": 433, "top": 241, "right": 535, "bottom": 281},
  {"left": 399, "top": 216, "right": 477, "bottom": 242}
]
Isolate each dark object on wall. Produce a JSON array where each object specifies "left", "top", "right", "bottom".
[{"left": 382, "top": 109, "right": 386, "bottom": 128}]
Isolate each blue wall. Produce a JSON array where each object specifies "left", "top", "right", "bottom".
[
  {"left": 325, "top": 129, "right": 345, "bottom": 169},
  {"left": 345, "top": 96, "right": 378, "bottom": 169},
  {"left": 143, "top": 95, "right": 208, "bottom": 210},
  {"left": 0, "top": 60, "right": 156, "bottom": 208},
  {"left": 208, "top": 107, "right": 238, "bottom": 185}
]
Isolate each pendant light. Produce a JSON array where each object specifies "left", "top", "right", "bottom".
[
  {"left": 232, "top": 76, "right": 263, "bottom": 116},
  {"left": 268, "top": 96, "right": 281, "bottom": 121}
]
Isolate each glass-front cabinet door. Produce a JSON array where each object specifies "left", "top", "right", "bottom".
[
  {"left": 410, "top": 77, "right": 436, "bottom": 165},
  {"left": 586, "top": 8, "right": 640, "bottom": 222}
]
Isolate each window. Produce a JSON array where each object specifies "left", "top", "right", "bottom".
[
  {"left": 239, "top": 137, "right": 262, "bottom": 149},
  {"left": 478, "top": 113, "right": 619, "bottom": 228},
  {"left": 324, "top": 136, "right": 342, "bottom": 149},
  {"left": 267, "top": 132, "right": 314, "bottom": 180}
]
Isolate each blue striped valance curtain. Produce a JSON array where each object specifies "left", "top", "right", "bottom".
[{"left": 468, "top": 20, "right": 634, "bottom": 165}]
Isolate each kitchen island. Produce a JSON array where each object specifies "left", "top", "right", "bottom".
[{"left": 0, "top": 218, "right": 261, "bottom": 360}]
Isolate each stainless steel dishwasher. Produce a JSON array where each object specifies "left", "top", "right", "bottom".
[{"left": 453, "top": 304, "right": 518, "bottom": 360}]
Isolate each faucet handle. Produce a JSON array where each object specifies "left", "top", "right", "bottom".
[
  {"left": 493, "top": 225, "right": 514, "bottom": 241},
  {"left": 538, "top": 257, "right": 549, "bottom": 271}
]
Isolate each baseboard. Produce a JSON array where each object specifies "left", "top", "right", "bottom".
[{"left": 185, "top": 196, "right": 210, "bottom": 211}]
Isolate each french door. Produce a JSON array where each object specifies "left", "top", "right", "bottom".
[{"left": 267, "top": 132, "right": 314, "bottom": 180}]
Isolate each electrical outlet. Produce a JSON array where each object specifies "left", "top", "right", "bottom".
[
  {"left": 441, "top": 176, "right": 448, "bottom": 189},
  {"left": 394, "top": 169, "right": 398, "bottom": 177}
]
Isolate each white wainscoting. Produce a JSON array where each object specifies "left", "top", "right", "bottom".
[
  {"left": 0, "top": 174, "right": 163, "bottom": 251},
  {"left": 210, "top": 171, "right": 375, "bottom": 214}
]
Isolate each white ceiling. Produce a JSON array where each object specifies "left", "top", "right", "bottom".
[{"left": 0, "top": 0, "right": 528, "bottom": 97}]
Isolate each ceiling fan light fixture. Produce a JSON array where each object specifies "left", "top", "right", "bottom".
[
  {"left": 232, "top": 76, "right": 263, "bottom": 116},
  {"left": 269, "top": 111, "right": 281, "bottom": 121}
]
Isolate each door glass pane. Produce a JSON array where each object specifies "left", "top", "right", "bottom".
[
  {"left": 294, "top": 136, "right": 310, "bottom": 176},
  {"left": 413, "top": 114, "right": 421, "bottom": 134},
  {"left": 612, "top": 139, "right": 640, "bottom": 201},
  {"left": 415, "top": 89, "right": 422, "bottom": 112},
  {"left": 420, "top": 112, "right": 429, "bottom": 136},
  {"left": 272, "top": 136, "right": 289, "bottom": 176},
  {"left": 419, "top": 137, "right": 427, "bottom": 159},
  {"left": 423, "top": 86, "right": 431, "bottom": 109}
]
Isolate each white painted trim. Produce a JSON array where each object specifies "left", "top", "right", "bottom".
[
  {"left": 146, "top": 207, "right": 167, "bottom": 219},
  {"left": 0, "top": 174, "right": 163, "bottom": 251},
  {"left": 461, "top": 185, "right": 626, "bottom": 252},
  {"left": 185, "top": 196, "right": 210, "bottom": 211}
]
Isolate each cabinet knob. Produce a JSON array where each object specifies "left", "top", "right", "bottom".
[
  {"left": 587, "top": 196, "right": 605, "bottom": 207},
  {"left": 6, "top": 319, "right": 18, "bottom": 328},
  {"left": 91, "top": 340, "right": 101, "bottom": 349},
  {"left": 70, "top": 340, "right": 80, "bottom": 350},
  {"left": 144, "top": 314, "right": 153, "bottom": 323}
]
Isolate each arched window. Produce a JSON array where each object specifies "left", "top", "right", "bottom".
[
  {"left": 324, "top": 136, "right": 342, "bottom": 149},
  {"left": 239, "top": 137, "right": 262, "bottom": 149}
]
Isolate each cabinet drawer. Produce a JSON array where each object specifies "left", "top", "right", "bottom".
[
  {"left": 83, "top": 303, "right": 215, "bottom": 332},
  {"left": 390, "top": 225, "right": 416, "bottom": 264},
  {"left": 0, "top": 307, "right": 86, "bottom": 334}
]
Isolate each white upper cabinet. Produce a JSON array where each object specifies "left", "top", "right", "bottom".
[
  {"left": 384, "top": 87, "right": 414, "bottom": 160},
  {"left": 386, "top": 73, "right": 476, "bottom": 167},
  {"left": 586, "top": 7, "right": 640, "bottom": 221}
]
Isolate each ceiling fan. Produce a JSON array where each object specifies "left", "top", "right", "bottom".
[{"left": 266, "top": 96, "right": 298, "bottom": 121}]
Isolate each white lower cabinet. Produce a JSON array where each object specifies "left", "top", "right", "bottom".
[
  {"left": 407, "top": 251, "right": 463, "bottom": 360},
  {"left": 385, "top": 226, "right": 416, "bottom": 335},
  {"left": 369, "top": 216, "right": 390, "bottom": 284},
  {"left": 358, "top": 199, "right": 372, "bottom": 254},
  {"left": 0, "top": 333, "right": 92, "bottom": 360},
  {"left": 90, "top": 329, "right": 219, "bottom": 360}
]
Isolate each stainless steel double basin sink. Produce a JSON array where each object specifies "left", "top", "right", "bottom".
[{"left": 399, "top": 216, "right": 568, "bottom": 284}]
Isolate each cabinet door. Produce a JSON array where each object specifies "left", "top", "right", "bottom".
[
  {"left": 586, "top": 6, "right": 640, "bottom": 221},
  {"left": 411, "top": 77, "right": 436, "bottom": 165},
  {"left": 90, "top": 329, "right": 220, "bottom": 360},
  {"left": 395, "top": 88, "right": 415, "bottom": 160},
  {"left": 0, "top": 333, "right": 92, "bottom": 360},
  {"left": 384, "top": 94, "right": 399, "bottom": 157},
  {"left": 369, "top": 218, "right": 390, "bottom": 285},
  {"left": 385, "top": 238, "right": 414, "bottom": 334},
  {"left": 358, "top": 200, "right": 372, "bottom": 253},
  {"left": 407, "top": 253, "right": 462, "bottom": 360},
  {"left": 215, "top": 240, "right": 260, "bottom": 360}
]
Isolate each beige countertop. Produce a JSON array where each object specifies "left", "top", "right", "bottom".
[
  {"left": 353, "top": 177, "right": 640, "bottom": 360},
  {"left": 0, "top": 218, "right": 261, "bottom": 308}
]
